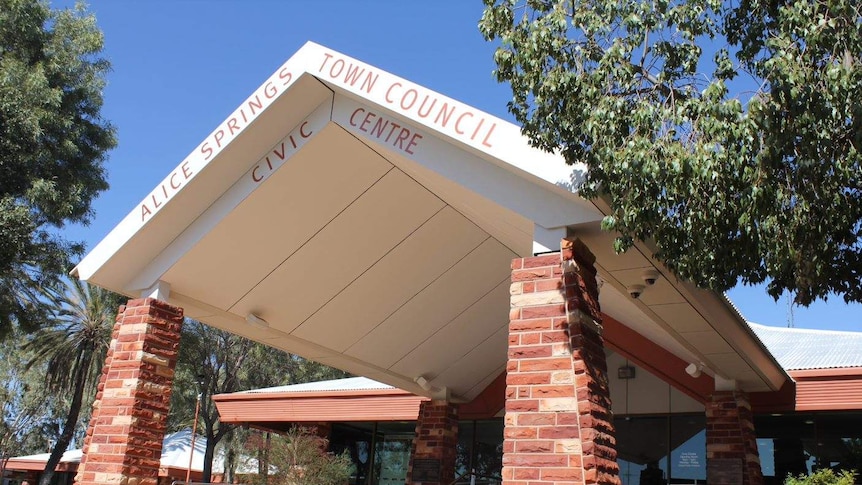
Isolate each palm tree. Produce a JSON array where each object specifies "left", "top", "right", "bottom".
[{"left": 25, "top": 278, "right": 124, "bottom": 485}]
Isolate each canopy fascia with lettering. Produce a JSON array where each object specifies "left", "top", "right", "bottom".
[{"left": 73, "top": 42, "right": 786, "bottom": 401}]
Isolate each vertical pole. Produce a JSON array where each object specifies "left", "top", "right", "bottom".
[{"left": 186, "top": 392, "right": 202, "bottom": 484}]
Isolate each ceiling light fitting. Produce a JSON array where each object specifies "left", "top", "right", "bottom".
[
  {"left": 414, "top": 375, "right": 433, "bottom": 391},
  {"left": 685, "top": 363, "right": 703, "bottom": 378},
  {"left": 246, "top": 313, "right": 269, "bottom": 329}
]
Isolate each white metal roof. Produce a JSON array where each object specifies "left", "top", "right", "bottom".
[
  {"left": 750, "top": 322, "right": 862, "bottom": 370},
  {"left": 10, "top": 430, "right": 208, "bottom": 471},
  {"left": 238, "top": 376, "right": 393, "bottom": 394}
]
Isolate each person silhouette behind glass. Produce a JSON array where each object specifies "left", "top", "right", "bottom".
[{"left": 640, "top": 461, "right": 665, "bottom": 485}]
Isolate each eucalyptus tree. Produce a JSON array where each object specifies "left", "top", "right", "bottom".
[
  {"left": 0, "top": 331, "right": 51, "bottom": 477},
  {"left": 0, "top": 0, "right": 115, "bottom": 337},
  {"left": 25, "top": 279, "right": 124, "bottom": 485},
  {"left": 171, "top": 320, "right": 349, "bottom": 483},
  {"left": 480, "top": 0, "right": 862, "bottom": 305}
]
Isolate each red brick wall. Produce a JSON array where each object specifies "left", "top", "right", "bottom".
[
  {"left": 706, "top": 391, "right": 763, "bottom": 485},
  {"left": 504, "top": 239, "right": 620, "bottom": 485},
  {"left": 407, "top": 400, "right": 458, "bottom": 485},
  {"left": 75, "top": 298, "right": 183, "bottom": 485}
]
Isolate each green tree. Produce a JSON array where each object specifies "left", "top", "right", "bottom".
[
  {"left": 245, "top": 426, "right": 353, "bottom": 485},
  {"left": 24, "top": 279, "right": 123, "bottom": 485},
  {"left": 0, "top": 0, "right": 116, "bottom": 337},
  {"left": 0, "top": 330, "right": 52, "bottom": 477},
  {"left": 479, "top": 0, "right": 862, "bottom": 306},
  {"left": 170, "top": 320, "right": 349, "bottom": 483}
]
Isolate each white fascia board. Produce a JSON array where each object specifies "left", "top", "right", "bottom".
[
  {"left": 301, "top": 41, "right": 586, "bottom": 192},
  {"left": 124, "top": 101, "right": 333, "bottom": 293},
  {"left": 533, "top": 226, "right": 570, "bottom": 254},
  {"left": 74, "top": 44, "right": 317, "bottom": 282},
  {"left": 331, "top": 96, "right": 598, "bottom": 230},
  {"left": 75, "top": 40, "right": 600, "bottom": 286}
]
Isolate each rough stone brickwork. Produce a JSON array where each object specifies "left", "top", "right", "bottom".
[
  {"left": 504, "top": 238, "right": 620, "bottom": 485},
  {"left": 407, "top": 400, "right": 459, "bottom": 485},
  {"left": 706, "top": 391, "right": 763, "bottom": 485},
  {"left": 75, "top": 298, "right": 183, "bottom": 485}
]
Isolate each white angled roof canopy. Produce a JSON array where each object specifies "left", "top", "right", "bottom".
[{"left": 75, "top": 42, "right": 786, "bottom": 400}]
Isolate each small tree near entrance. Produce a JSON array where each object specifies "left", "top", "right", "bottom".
[{"left": 246, "top": 427, "right": 353, "bottom": 485}]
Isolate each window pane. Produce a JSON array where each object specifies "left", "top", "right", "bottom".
[
  {"left": 616, "top": 416, "right": 669, "bottom": 485},
  {"left": 669, "top": 415, "right": 706, "bottom": 483}
]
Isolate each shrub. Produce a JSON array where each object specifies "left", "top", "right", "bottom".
[
  {"left": 784, "top": 468, "right": 857, "bottom": 485},
  {"left": 251, "top": 426, "right": 353, "bottom": 485}
]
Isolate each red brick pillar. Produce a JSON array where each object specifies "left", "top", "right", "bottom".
[
  {"left": 75, "top": 298, "right": 183, "bottom": 485},
  {"left": 706, "top": 391, "right": 763, "bottom": 485},
  {"left": 504, "top": 238, "right": 620, "bottom": 485},
  {"left": 407, "top": 400, "right": 458, "bottom": 485}
]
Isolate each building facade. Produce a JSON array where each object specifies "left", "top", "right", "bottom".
[{"left": 69, "top": 42, "right": 858, "bottom": 485}]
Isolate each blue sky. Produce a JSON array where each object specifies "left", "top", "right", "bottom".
[{"left": 55, "top": 1, "right": 859, "bottom": 331}]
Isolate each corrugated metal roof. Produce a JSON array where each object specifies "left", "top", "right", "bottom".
[
  {"left": 9, "top": 430, "right": 211, "bottom": 471},
  {"left": 238, "top": 376, "right": 393, "bottom": 394},
  {"left": 749, "top": 323, "right": 862, "bottom": 371}
]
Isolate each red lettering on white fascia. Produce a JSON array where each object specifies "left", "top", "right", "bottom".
[
  {"left": 250, "top": 121, "right": 314, "bottom": 184},
  {"left": 349, "top": 107, "right": 365, "bottom": 127},
  {"left": 349, "top": 108, "right": 423, "bottom": 156},
  {"left": 454, "top": 111, "right": 473, "bottom": 135},
  {"left": 318, "top": 52, "right": 379, "bottom": 94},
  {"left": 381, "top": 82, "right": 496, "bottom": 148},
  {"left": 319, "top": 53, "right": 497, "bottom": 148},
  {"left": 140, "top": 161, "right": 195, "bottom": 222},
  {"left": 199, "top": 79, "right": 283, "bottom": 161},
  {"left": 278, "top": 68, "right": 293, "bottom": 86}
]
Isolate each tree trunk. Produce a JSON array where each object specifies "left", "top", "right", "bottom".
[
  {"left": 39, "top": 360, "right": 90, "bottom": 485},
  {"left": 203, "top": 433, "right": 216, "bottom": 484},
  {"left": 225, "top": 446, "right": 236, "bottom": 484},
  {"left": 202, "top": 425, "right": 231, "bottom": 483}
]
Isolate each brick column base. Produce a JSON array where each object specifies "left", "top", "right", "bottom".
[
  {"left": 75, "top": 298, "right": 183, "bottom": 485},
  {"left": 504, "top": 239, "right": 620, "bottom": 485},
  {"left": 706, "top": 391, "right": 763, "bottom": 485},
  {"left": 407, "top": 400, "right": 458, "bottom": 485}
]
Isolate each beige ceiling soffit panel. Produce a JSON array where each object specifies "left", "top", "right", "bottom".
[
  {"left": 124, "top": 101, "right": 334, "bottom": 294},
  {"left": 169, "top": 293, "right": 442, "bottom": 391},
  {"left": 587, "top": 195, "right": 788, "bottom": 391},
  {"left": 169, "top": 292, "right": 335, "bottom": 358},
  {"left": 296, "top": 206, "right": 489, "bottom": 352},
  {"left": 594, "top": 260, "right": 721, "bottom": 374},
  {"left": 75, "top": 70, "right": 331, "bottom": 291},
  {"left": 160, "top": 126, "right": 396, "bottom": 310},
  {"left": 432, "top": 325, "right": 509, "bottom": 402},
  {"left": 330, "top": 94, "right": 602, "bottom": 230},
  {"left": 388, "top": 277, "right": 511, "bottom": 379},
  {"left": 305, "top": 44, "right": 585, "bottom": 194},
  {"left": 464, "top": 365, "right": 507, "bottom": 400},
  {"left": 342, "top": 130, "right": 536, "bottom": 257},
  {"left": 672, "top": 280, "right": 788, "bottom": 390}
]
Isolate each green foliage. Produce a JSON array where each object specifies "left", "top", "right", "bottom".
[
  {"left": 246, "top": 426, "right": 353, "bottom": 485},
  {"left": 23, "top": 278, "right": 122, "bottom": 485},
  {"left": 784, "top": 468, "right": 857, "bottom": 485},
  {"left": 0, "top": 329, "right": 52, "bottom": 471},
  {"left": 0, "top": 0, "right": 116, "bottom": 336},
  {"left": 170, "top": 320, "right": 349, "bottom": 482},
  {"left": 480, "top": 0, "right": 862, "bottom": 305}
]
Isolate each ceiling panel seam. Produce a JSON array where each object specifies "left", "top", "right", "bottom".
[
  {"left": 339, "top": 123, "right": 531, "bottom": 257},
  {"left": 290, "top": 201, "right": 449, "bottom": 337},
  {"left": 226, "top": 164, "right": 395, "bottom": 311},
  {"left": 434, "top": 323, "right": 509, "bottom": 387},
  {"left": 385, "top": 274, "right": 512, "bottom": 371},
  {"left": 341, "top": 234, "right": 493, "bottom": 355}
]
